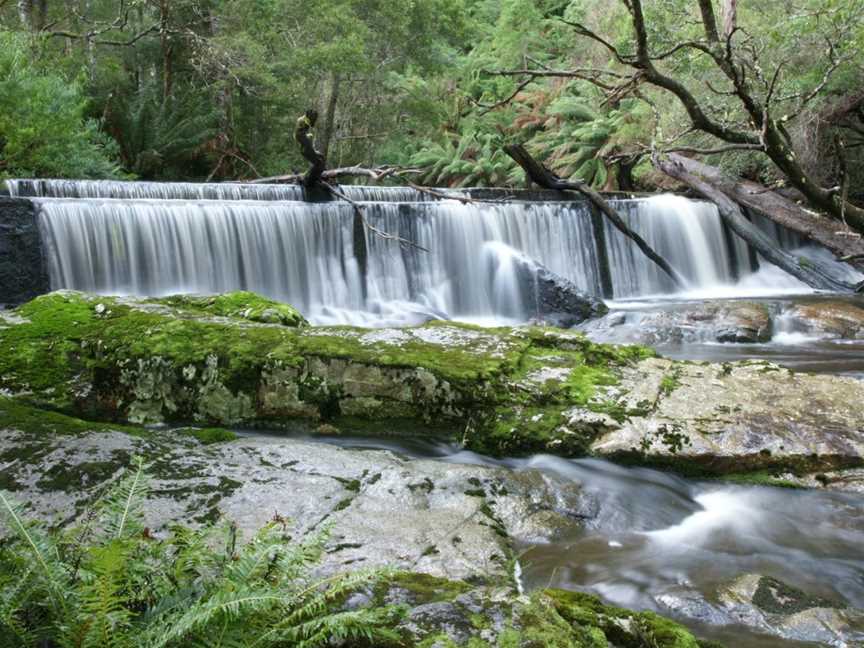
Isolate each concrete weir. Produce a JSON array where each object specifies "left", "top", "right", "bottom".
[{"left": 0, "top": 197, "right": 50, "bottom": 306}]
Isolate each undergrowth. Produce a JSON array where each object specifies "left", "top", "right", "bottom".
[{"left": 0, "top": 458, "right": 401, "bottom": 648}]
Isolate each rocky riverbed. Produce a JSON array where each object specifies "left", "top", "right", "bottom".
[
  {"left": 2, "top": 290, "right": 864, "bottom": 485},
  {"left": 2, "top": 290, "right": 864, "bottom": 646}
]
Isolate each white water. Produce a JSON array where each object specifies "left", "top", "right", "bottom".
[{"left": 6, "top": 179, "right": 811, "bottom": 325}]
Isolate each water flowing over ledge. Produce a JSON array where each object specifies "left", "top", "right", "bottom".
[{"left": 4, "top": 178, "right": 818, "bottom": 326}]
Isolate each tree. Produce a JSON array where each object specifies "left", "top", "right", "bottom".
[
  {"left": 0, "top": 31, "right": 121, "bottom": 179},
  {"left": 527, "top": 0, "right": 864, "bottom": 231}
]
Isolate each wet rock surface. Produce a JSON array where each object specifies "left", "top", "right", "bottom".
[
  {"left": 589, "top": 357, "right": 864, "bottom": 478},
  {"left": 657, "top": 574, "right": 864, "bottom": 647},
  {"left": 783, "top": 300, "right": 864, "bottom": 339},
  {"left": 580, "top": 300, "right": 774, "bottom": 345},
  {"left": 2, "top": 290, "right": 864, "bottom": 481},
  {"left": 514, "top": 257, "right": 608, "bottom": 328},
  {"left": 0, "top": 412, "right": 593, "bottom": 583}
]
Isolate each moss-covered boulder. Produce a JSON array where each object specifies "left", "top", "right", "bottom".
[
  {"left": 370, "top": 573, "right": 719, "bottom": 647},
  {"left": 154, "top": 291, "right": 308, "bottom": 327},
  {"left": 2, "top": 290, "right": 864, "bottom": 479}
]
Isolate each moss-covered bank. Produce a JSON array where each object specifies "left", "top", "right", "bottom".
[
  {"left": 2, "top": 290, "right": 864, "bottom": 479},
  {"left": 374, "top": 572, "right": 719, "bottom": 648},
  {"left": 0, "top": 291, "right": 651, "bottom": 454}
]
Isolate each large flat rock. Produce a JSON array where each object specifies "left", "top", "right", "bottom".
[
  {"left": 2, "top": 290, "right": 864, "bottom": 481},
  {"left": 0, "top": 404, "right": 592, "bottom": 583}
]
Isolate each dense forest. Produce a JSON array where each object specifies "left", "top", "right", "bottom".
[{"left": 2, "top": 1, "right": 863, "bottom": 209}]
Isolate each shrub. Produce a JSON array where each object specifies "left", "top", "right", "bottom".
[{"left": 0, "top": 31, "right": 122, "bottom": 179}]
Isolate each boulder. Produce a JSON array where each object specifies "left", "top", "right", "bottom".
[
  {"left": 580, "top": 300, "right": 773, "bottom": 345},
  {"left": 520, "top": 262, "right": 608, "bottom": 328},
  {"left": 657, "top": 574, "right": 864, "bottom": 647},
  {"left": 1, "top": 290, "right": 864, "bottom": 481},
  {"left": 486, "top": 243, "right": 607, "bottom": 327},
  {"left": 783, "top": 300, "right": 864, "bottom": 339},
  {"left": 0, "top": 398, "right": 592, "bottom": 582}
]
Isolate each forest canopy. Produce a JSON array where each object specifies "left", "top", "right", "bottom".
[{"left": 1, "top": 0, "right": 863, "bottom": 204}]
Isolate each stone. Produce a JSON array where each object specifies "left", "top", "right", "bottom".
[
  {"left": 2, "top": 291, "right": 864, "bottom": 481},
  {"left": 784, "top": 300, "right": 864, "bottom": 339},
  {"left": 580, "top": 300, "right": 773, "bottom": 345},
  {"left": 657, "top": 574, "right": 864, "bottom": 647},
  {"left": 0, "top": 402, "right": 595, "bottom": 583},
  {"left": 518, "top": 260, "right": 608, "bottom": 328}
]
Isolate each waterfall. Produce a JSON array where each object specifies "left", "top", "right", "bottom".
[{"left": 6, "top": 179, "right": 808, "bottom": 325}]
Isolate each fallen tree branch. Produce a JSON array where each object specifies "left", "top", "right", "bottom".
[
  {"left": 320, "top": 181, "right": 428, "bottom": 252},
  {"left": 659, "top": 153, "right": 864, "bottom": 273},
  {"left": 503, "top": 144, "right": 687, "bottom": 287},
  {"left": 250, "top": 165, "right": 412, "bottom": 185},
  {"left": 654, "top": 153, "right": 854, "bottom": 291}
]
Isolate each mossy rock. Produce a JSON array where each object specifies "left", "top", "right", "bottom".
[
  {"left": 153, "top": 291, "right": 308, "bottom": 327},
  {"left": 0, "top": 291, "right": 652, "bottom": 457},
  {"left": 371, "top": 575, "right": 718, "bottom": 647}
]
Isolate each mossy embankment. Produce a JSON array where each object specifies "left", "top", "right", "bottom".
[
  {"left": 375, "top": 572, "right": 719, "bottom": 648},
  {"left": 0, "top": 290, "right": 652, "bottom": 456},
  {"left": 2, "top": 290, "right": 864, "bottom": 481}
]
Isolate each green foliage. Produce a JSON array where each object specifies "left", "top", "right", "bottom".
[
  {"left": 108, "top": 84, "right": 218, "bottom": 180},
  {"left": 0, "top": 459, "right": 401, "bottom": 648},
  {"left": 0, "top": 31, "right": 121, "bottom": 179}
]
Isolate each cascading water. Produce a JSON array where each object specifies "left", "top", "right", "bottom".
[{"left": 6, "top": 178, "right": 809, "bottom": 325}]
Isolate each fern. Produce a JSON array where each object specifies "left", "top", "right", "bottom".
[{"left": 0, "top": 465, "right": 400, "bottom": 648}]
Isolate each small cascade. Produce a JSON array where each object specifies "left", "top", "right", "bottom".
[{"left": 5, "top": 178, "right": 813, "bottom": 325}]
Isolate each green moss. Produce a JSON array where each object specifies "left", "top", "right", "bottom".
[
  {"left": 0, "top": 396, "right": 145, "bottom": 438},
  {"left": 545, "top": 589, "right": 702, "bottom": 648},
  {"left": 751, "top": 576, "right": 844, "bottom": 614},
  {"left": 0, "top": 291, "right": 678, "bottom": 465},
  {"left": 373, "top": 571, "right": 473, "bottom": 607},
  {"left": 660, "top": 372, "right": 681, "bottom": 397},
  {"left": 181, "top": 427, "right": 238, "bottom": 445},
  {"left": 152, "top": 291, "right": 308, "bottom": 327},
  {"left": 721, "top": 470, "right": 806, "bottom": 489}
]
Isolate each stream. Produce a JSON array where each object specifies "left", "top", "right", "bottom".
[
  {"left": 237, "top": 430, "right": 864, "bottom": 647},
  {"left": 7, "top": 179, "right": 864, "bottom": 646}
]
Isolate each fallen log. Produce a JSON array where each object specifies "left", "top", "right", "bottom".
[
  {"left": 661, "top": 153, "right": 864, "bottom": 274},
  {"left": 504, "top": 144, "right": 687, "bottom": 288},
  {"left": 250, "top": 165, "right": 408, "bottom": 185},
  {"left": 654, "top": 153, "right": 855, "bottom": 292}
]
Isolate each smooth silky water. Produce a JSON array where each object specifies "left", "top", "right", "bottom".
[{"left": 8, "top": 178, "right": 864, "bottom": 645}]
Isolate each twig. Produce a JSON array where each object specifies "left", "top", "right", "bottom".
[{"left": 319, "top": 181, "right": 429, "bottom": 252}]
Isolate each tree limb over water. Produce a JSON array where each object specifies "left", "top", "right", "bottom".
[
  {"left": 503, "top": 144, "right": 687, "bottom": 288},
  {"left": 654, "top": 152, "right": 857, "bottom": 292}
]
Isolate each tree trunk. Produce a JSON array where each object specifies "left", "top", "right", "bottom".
[
  {"left": 663, "top": 153, "right": 864, "bottom": 274},
  {"left": 504, "top": 144, "right": 687, "bottom": 287},
  {"left": 320, "top": 72, "right": 341, "bottom": 161},
  {"left": 17, "top": 0, "right": 32, "bottom": 30},
  {"left": 294, "top": 114, "right": 326, "bottom": 187},
  {"left": 655, "top": 153, "right": 855, "bottom": 292},
  {"left": 722, "top": 0, "right": 737, "bottom": 38},
  {"left": 160, "top": 0, "right": 173, "bottom": 104}
]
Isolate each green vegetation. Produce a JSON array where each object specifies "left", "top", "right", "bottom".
[
  {"left": 0, "top": 291, "right": 654, "bottom": 456},
  {"left": 2, "top": 0, "right": 861, "bottom": 210},
  {"left": 0, "top": 459, "right": 401, "bottom": 647},
  {"left": 0, "top": 32, "right": 121, "bottom": 179}
]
